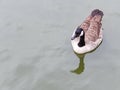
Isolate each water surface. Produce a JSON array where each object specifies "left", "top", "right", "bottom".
[{"left": 0, "top": 0, "right": 120, "bottom": 90}]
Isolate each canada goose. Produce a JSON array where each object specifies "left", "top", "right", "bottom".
[{"left": 71, "top": 9, "right": 104, "bottom": 54}]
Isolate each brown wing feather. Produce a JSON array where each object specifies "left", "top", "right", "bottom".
[
  {"left": 85, "top": 15, "right": 102, "bottom": 42},
  {"left": 79, "top": 15, "right": 92, "bottom": 32},
  {"left": 79, "top": 9, "right": 103, "bottom": 32},
  {"left": 76, "top": 9, "right": 103, "bottom": 43}
]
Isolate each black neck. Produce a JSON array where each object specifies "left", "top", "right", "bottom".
[{"left": 78, "top": 34, "right": 85, "bottom": 47}]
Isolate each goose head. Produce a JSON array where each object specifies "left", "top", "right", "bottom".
[
  {"left": 71, "top": 28, "right": 85, "bottom": 47},
  {"left": 71, "top": 27, "right": 83, "bottom": 40}
]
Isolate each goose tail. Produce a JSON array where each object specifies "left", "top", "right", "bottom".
[{"left": 91, "top": 9, "right": 104, "bottom": 17}]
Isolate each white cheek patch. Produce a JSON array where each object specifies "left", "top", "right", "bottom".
[{"left": 80, "top": 31, "right": 84, "bottom": 36}]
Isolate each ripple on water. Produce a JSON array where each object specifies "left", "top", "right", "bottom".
[{"left": 0, "top": 49, "right": 11, "bottom": 63}]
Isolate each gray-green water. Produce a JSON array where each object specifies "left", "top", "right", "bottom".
[{"left": 0, "top": 0, "right": 120, "bottom": 90}]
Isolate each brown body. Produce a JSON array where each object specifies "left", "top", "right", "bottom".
[
  {"left": 78, "top": 15, "right": 92, "bottom": 32},
  {"left": 78, "top": 9, "right": 103, "bottom": 42},
  {"left": 85, "top": 15, "right": 102, "bottom": 42}
]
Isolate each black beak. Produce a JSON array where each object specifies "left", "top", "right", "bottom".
[{"left": 71, "top": 35, "right": 77, "bottom": 40}]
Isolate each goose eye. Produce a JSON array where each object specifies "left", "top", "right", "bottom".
[{"left": 75, "top": 28, "right": 81, "bottom": 34}]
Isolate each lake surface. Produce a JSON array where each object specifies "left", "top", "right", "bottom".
[{"left": 0, "top": 0, "right": 120, "bottom": 90}]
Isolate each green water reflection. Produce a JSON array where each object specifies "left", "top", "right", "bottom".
[{"left": 71, "top": 54, "right": 85, "bottom": 74}]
